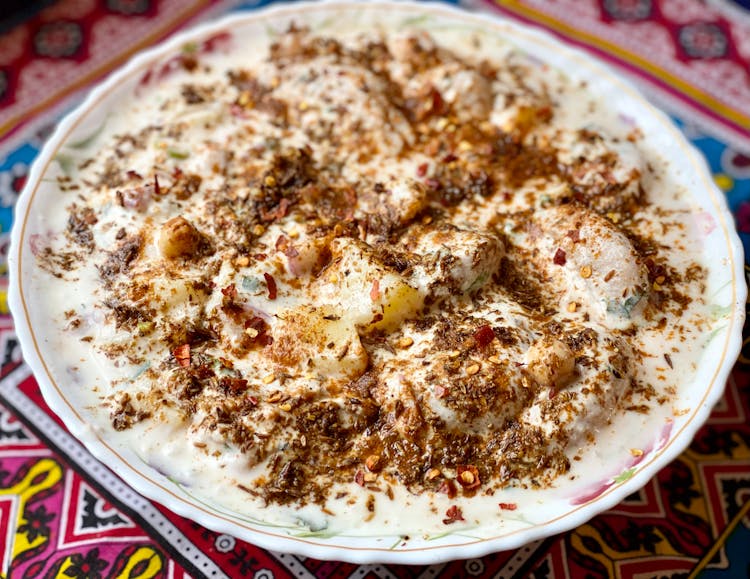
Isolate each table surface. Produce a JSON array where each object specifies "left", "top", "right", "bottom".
[{"left": 0, "top": 1, "right": 748, "bottom": 577}]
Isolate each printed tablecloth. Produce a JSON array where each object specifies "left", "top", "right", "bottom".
[{"left": 0, "top": 1, "right": 749, "bottom": 577}]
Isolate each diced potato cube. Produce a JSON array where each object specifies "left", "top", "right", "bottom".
[
  {"left": 405, "top": 224, "right": 504, "bottom": 299},
  {"left": 269, "top": 305, "right": 368, "bottom": 381},
  {"left": 321, "top": 238, "right": 423, "bottom": 334},
  {"left": 370, "top": 278, "right": 423, "bottom": 333},
  {"left": 159, "top": 216, "right": 204, "bottom": 259},
  {"left": 525, "top": 337, "right": 575, "bottom": 388}
]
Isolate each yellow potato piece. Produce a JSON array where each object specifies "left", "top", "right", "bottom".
[
  {"left": 370, "top": 279, "right": 423, "bottom": 333},
  {"left": 324, "top": 238, "right": 423, "bottom": 334},
  {"left": 270, "top": 305, "right": 368, "bottom": 381}
]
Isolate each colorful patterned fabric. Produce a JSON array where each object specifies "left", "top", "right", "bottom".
[{"left": 0, "top": 1, "right": 748, "bottom": 577}]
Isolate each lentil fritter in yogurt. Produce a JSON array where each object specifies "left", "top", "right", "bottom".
[{"left": 35, "top": 22, "right": 713, "bottom": 533}]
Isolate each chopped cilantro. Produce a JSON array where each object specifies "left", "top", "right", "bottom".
[
  {"left": 613, "top": 467, "right": 636, "bottom": 483},
  {"left": 167, "top": 149, "right": 190, "bottom": 159},
  {"left": 606, "top": 292, "right": 642, "bottom": 318},
  {"left": 242, "top": 276, "right": 260, "bottom": 291}
]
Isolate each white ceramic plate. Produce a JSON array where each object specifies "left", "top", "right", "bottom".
[{"left": 9, "top": 0, "right": 746, "bottom": 564}]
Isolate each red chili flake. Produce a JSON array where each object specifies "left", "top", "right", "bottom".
[
  {"left": 437, "top": 480, "right": 457, "bottom": 499},
  {"left": 277, "top": 197, "right": 291, "bottom": 218},
  {"left": 498, "top": 502, "right": 518, "bottom": 511},
  {"left": 416, "top": 163, "right": 428, "bottom": 177},
  {"left": 370, "top": 279, "right": 381, "bottom": 302},
  {"left": 173, "top": 344, "right": 190, "bottom": 367},
  {"left": 442, "top": 153, "right": 458, "bottom": 164},
  {"left": 430, "top": 87, "right": 445, "bottom": 116},
  {"left": 219, "top": 376, "right": 248, "bottom": 394},
  {"left": 260, "top": 198, "right": 291, "bottom": 222},
  {"left": 474, "top": 325, "right": 495, "bottom": 348},
  {"left": 548, "top": 387, "right": 557, "bottom": 399},
  {"left": 663, "top": 353, "right": 673, "bottom": 369},
  {"left": 153, "top": 174, "right": 161, "bottom": 196},
  {"left": 275, "top": 235, "right": 299, "bottom": 258},
  {"left": 119, "top": 186, "right": 152, "bottom": 212},
  {"left": 254, "top": 253, "right": 267, "bottom": 261},
  {"left": 263, "top": 272, "right": 277, "bottom": 300},
  {"left": 434, "top": 384, "right": 448, "bottom": 399},
  {"left": 456, "top": 465, "right": 481, "bottom": 490},
  {"left": 247, "top": 395, "right": 259, "bottom": 406},
  {"left": 193, "top": 364, "right": 213, "bottom": 380},
  {"left": 344, "top": 187, "right": 357, "bottom": 206},
  {"left": 354, "top": 470, "right": 365, "bottom": 487},
  {"left": 126, "top": 170, "right": 142, "bottom": 180},
  {"left": 221, "top": 284, "right": 237, "bottom": 298},
  {"left": 553, "top": 248, "right": 567, "bottom": 266},
  {"left": 536, "top": 105, "right": 552, "bottom": 121},
  {"left": 566, "top": 229, "right": 580, "bottom": 243},
  {"left": 442, "top": 505, "right": 464, "bottom": 525}
]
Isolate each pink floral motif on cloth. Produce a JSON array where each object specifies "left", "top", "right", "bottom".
[{"left": 0, "top": 0, "right": 233, "bottom": 151}]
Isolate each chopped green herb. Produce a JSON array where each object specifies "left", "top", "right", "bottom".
[
  {"left": 264, "top": 24, "right": 279, "bottom": 39},
  {"left": 313, "top": 16, "right": 336, "bottom": 31},
  {"left": 292, "top": 528, "right": 340, "bottom": 538},
  {"left": 167, "top": 149, "right": 190, "bottom": 159},
  {"left": 606, "top": 292, "right": 643, "bottom": 318},
  {"left": 291, "top": 517, "right": 329, "bottom": 535},
  {"left": 54, "top": 153, "right": 75, "bottom": 175},
  {"left": 613, "top": 467, "right": 636, "bottom": 483},
  {"left": 131, "top": 362, "right": 151, "bottom": 380},
  {"left": 400, "top": 14, "right": 432, "bottom": 27},
  {"left": 242, "top": 276, "right": 260, "bottom": 291},
  {"left": 137, "top": 321, "right": 155, "bottom": 335},
  {"left": 709, "top": 304, "right": 732, "bottom": 320},
  {"left": 465, "top": 271, "right": 489, "bottom": 294},
  {"left": 705, "top": 324, "right": 726, "bottom": 345},
  {"left": 68, "top": 120, "right": 107, "bottom": 150}
]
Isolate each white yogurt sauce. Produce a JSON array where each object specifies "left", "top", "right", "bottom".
[{"left": 30, "top": 17, "right": 715, "bottom": 537}]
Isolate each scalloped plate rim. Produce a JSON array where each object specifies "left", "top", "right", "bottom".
[{"left": 7, "top": 0, "right": 746, "bottom": 564}]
